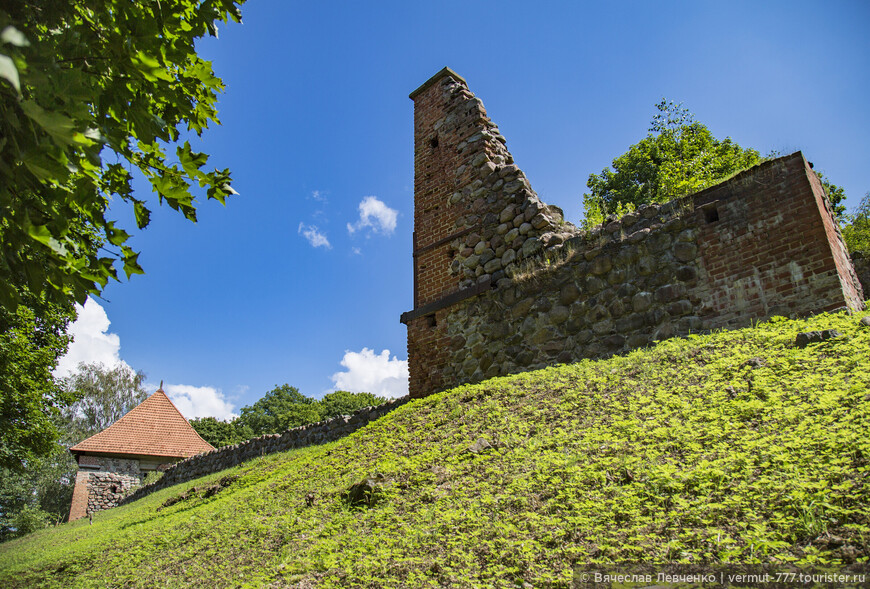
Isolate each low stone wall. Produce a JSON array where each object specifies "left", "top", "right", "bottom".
[{"left": 121, "top": 397, "right": 410, "bottom": 505}]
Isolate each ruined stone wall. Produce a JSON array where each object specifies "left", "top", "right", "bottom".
[
  {"left": 692, "top": 154, "right": 863, "bottom": 325},
  {"left": 402, "top": 68, "right": 568, "bottom": 395},
  {"left": 401, "top": 68, "right": 865, "bottom": 398},
  {"left": 805, "top": 168, "right": 865, "bottom": 307},
  {"left": 438, "top": 200, "right": 705, "bottom": 384}
]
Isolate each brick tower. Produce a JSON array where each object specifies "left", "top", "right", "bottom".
[{"left": 400, "top": 67, "right": 565, "bottom": 397}]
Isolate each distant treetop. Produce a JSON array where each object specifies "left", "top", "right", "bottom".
[{"left": 581, "top": 100, "right": 847, "bottom": 228}]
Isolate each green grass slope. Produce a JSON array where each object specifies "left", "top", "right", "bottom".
[{"left": 1, "top": 311, "right": 869, "bottom": 588}]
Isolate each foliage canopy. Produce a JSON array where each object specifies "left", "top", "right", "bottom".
[
  {"left": 190, "top": 386, "right": 388, "bottom": 447},
  {"left": 187, "top": 416, "right": 252, "bottom": 449},
  {"left": 581, "top": 100, "right": 847, "bottom": 228},
  {"left": 236, "top": 385, "right": 318, "bottom": 436},
  {"left": 842, "top": 192, "right": 870, "bottom": 254},
  {"left": 0, "top": 294, "right": 75, "bottom": 471},
  {"left": 1, "top": 310, "right": 868, "bottom": 582},
  {"left": 0, "top": 0, "right": 243, "bottom": 310},
  {"left": 318, "top": 390, "right": 387, "bottom": 421},
  {"left": 0, "top": 443, "right": 76, "bottom": 542},
  {"left": 582, "top": 100, "right": 762, "bottom": 227},
  {"left": 59, "top": 362, "right": 147, "bottom": 441},
  {"left": 0, "top": 362, "right": 146, "bottom": 541}
]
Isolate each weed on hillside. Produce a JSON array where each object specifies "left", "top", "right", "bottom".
[{"left": 0, "top": 311, "right": 868, "bottom": 588}]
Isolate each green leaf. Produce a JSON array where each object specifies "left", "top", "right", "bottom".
[
  {"left": 132, "top": 51, "right": 174, "bottom": 82},
  {"left": 121, "top": 247, "right": 145, "bottom": 278},
  {"left": 20, "top": 101, "right": 87, "bottom": 147},
  {"left": 21, "top": 151, "right": 70, "bottom": 183},
  {"left": 177, "top": 141, "right": 209, "bottom": 178},
  {"left": 25, "top": 222, "right": 68, "bottom": 256},
  {"left": 105, "top": 222, "right": 131, "bottom": 247},
  {"left": 0, "top": 53, "right": 20, "bottom": 93},
  {"left": 133, "top": 201, "right": 152, "bottom": 229},
  {"left": 0, "top": 26, "right": 29, "bottom": 47}
]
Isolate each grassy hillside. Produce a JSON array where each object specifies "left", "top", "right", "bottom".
[{"left": 1, "top": 311, "right": 868, "bottom": 588}]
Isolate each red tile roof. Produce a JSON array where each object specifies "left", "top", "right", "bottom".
[{"left": 69, "top": 389, "right": 215, "bottom": 459}]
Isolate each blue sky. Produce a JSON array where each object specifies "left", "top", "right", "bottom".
[{"left": 56, "top": 0, "right": 870, "bottom": 419}]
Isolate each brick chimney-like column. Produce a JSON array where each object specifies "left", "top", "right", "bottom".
[
  {"left": 409, "top": 68, "right": 475, "bottom": 308},
  {"left": 400, "top": 67, "right": 566, "bottom": 398},
  {"left": 401, "top": 68, "right": 474, "bottom": 397}
]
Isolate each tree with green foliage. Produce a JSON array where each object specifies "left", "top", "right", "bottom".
[
  {"left": 318, "top": 390, "right": 387, "bottom": 420},
  {"left": 0, "top": 294, "right": 75, "bottom": 471},
  {"left": 842, "top": 192, "right": 870, "bottom": 254},
  {"left": 188, "top": 416, "right": 252, "bottom": 448},
  {"left": 0, "top": 0, "right": 242, "bottom": 484},
  {"left": 0, "top": 442, "right": 76, "bottom": 542},
  {"left": 582, "top": 100, "right": 762, "bottom": 227},
  {"left": 816, "top": 172, "right": 848, "bottom": 219},
  {"left": 59, "top": 362, "right": 147, "bottom": 441},
  {"left": 581, "top": 100, "right": 850, "bottom": 229},
  {"left": 0, "top": 362, "right": 147, "bottom": 541},
  {"left": 236, "top": 385, "right": 321, "bottom": 436},
  {"left": 0, "top": 0, "right": 242, "bottom": 311},
  {"left": 189, "top": 387, "right": 390, "bottom": 444}
]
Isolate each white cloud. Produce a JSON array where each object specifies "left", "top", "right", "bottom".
[
  {"left": 161, "top": 383, "right": 238, "bottom": 421},
  {"left": 347, "top": 196, "right": 398, "bottom": 236},
  {"left": 309, "top": 189, "right": 327, "bottom": 202},
  {"left": 331, "top": 348, "right": 408, "bottom": 399},
  {"left": 54, "top": 298, "right": 237, "bottom": 421},
  {"left": 298, "top": 222, "right": 331, "bottom": 248},
  {"left": 54, "top": 297, "right": 130, "bottom": 378}
]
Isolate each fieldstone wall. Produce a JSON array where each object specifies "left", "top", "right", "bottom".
[
  {"left": 438, "top": 200, "right": 706, "bottom": 384},
  {"left": 87, "top": 471, "right": 142, "bottom": 515},
  {"left": 402, "top": 68, "right": 865, "bottom": 398},
  {"left": 69, "top": 456, "right": 143, "bottom": 520},
  {"left": 121, "top": 397, "right": 409, "bottom": 505},
  {"left": 79, "top": 454, "right": 141, "bottom": 476}
]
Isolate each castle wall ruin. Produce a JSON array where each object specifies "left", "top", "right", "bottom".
[{"left": 401, "top": 68, "right": 865, "bottom": 399}]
